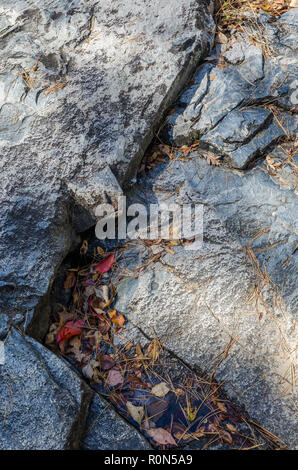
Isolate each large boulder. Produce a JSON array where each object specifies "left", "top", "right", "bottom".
[
  {"left": 0, "top": 328, "right": 91, "bottom": 449},
  {"left": 83, "top": 394, "right": 151, "bottom": 450},
  {"left": 112, "top": 155, "right": 297, "bottom": 448},
  {"left": 163, "top": 10, "right": 298, "bottom": 168},
  {"left": 0, "top": 0, "right": 214, "bottom": 320},
  {"left": 0, "top": 328, "right": 152, "bottom": 449}
]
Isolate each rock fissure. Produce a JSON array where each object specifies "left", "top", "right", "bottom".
[{"left": 0, "top": 0, "right": 297, "bottom": 451}]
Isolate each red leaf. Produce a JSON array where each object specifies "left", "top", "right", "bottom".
[
  {"left": 94, "top": 254, "right": 115, "bottom": 273},
  {"left": 57, "top": 319, "right": 85, "bottom": 343}
]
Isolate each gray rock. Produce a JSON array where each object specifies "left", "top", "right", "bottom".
[
  {"left": 0, "top": 0, "right": 214, "bottom": 319},
  {"left": 112, "top": 156, "right": 297, "bottom": 448},
  {"left": 201, "top": 111, "right": 296, "bottom": 169},
  {"left": 166, "top": 10, "right": 298, "bottom": 168},
  {"left": 83, "top": 394, "right": 151, "bottom": 450},
  {"left": 0, "top": 328, "right": 91, "bottom": 449}
]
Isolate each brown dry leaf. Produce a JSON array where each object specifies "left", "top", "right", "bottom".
[
  {"left": 226, "top": 423, "right": 238, "bottom": 434},
  {"left": 136, "top": 343, "right": 147, "bottom": 360},
  {"left": 126, "top": 401, "right": 144, "bottom": 425},
  {"left": 97, "top": 246, "right": 105, "bottom": 256},
  {"left": 80, "top": 240, "right": 88, "bottom": 256},
  {"left": 125, "top": 342, "right": 134, "bottom": 351},
  {"left": 147, "top": 338, "right": 160, "bottom": 363},
  {"left": 57, "top": 309, "right": 75, "bottom": 331},
  {"left": 45, "top": 323, "right": 59, "bottom": 345},
  {"left": 216, "top": 32, "right": 228, "bottom": 44},
  {"left": 179, "top": 145, "right": 192, "bottom": 155},
  {"left": 64, "top": 271, "right": 76, "bottom": 289},
  {"left": 107, "top": 369, "right": 124, "bottom": 387},
  {"left": 147, "top": 428, "right": 177, "bottom": 446},
  {"left": 151, "top": 382, "right": 170, "bottom": 398},
  {"left": 217, "top": 401, "right": 228, "bottom": 413},
  {"left": 68, "top": 336, "right": 84, "bottom": 362}
]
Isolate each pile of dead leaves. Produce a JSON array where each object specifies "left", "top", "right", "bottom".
[{"left": 44, "top": 241, "right": 284, "bottom": 450}]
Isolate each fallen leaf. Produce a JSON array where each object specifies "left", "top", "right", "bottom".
[
  {"left": 64, "top": 271, "right": 76, "bottom": 289},
  {"left": 82, "top": 363, "right": 94, "bottom": 379},
  {"left": 97, "top": 246, "right": 105, "bottom": 256},
  {"left": 147, "top": 428, "right": 177, "bottom": 446},
  {"left": 45, "top": 323, "right": 58, "bottom": 345},
  {"left": 151, "top": 382, "right": 170, "bottom": 397},
  {"left": 68, "top": 336, "right": 84, "bottom": 362},
  {"left": 216, "top": 32, "right": 228, "bottom": 44},
  {"left": 126, "top": 401, "right": 144, "bottom": 425},
  {"left": 147, "top": 337, "right": 160, "bottom": 363},
  {"left": 217, "top": 401, "right": 228, "bottom": 413},
  {"left": 94, "top": 254, "right": 115, "bottom": 273},
  {"left": 220, "top": 429, "right": 233, "bottom": 444},
  {"left": 193, "top": 428, "right": 205, "bottom": 438},
  {"left": 57, "top": 319, "right": 85, "bottom": 343},
  {"left": 107, "top": 369, "right": 124, "bottom": 387},
  {"left": 80, "top": 240, "right": 88, "bottom": 256},
  {"left": 136, "top": 343, "right": 147, "bottom": 360},
  {"left": 226, "top": 423, "right": 238, "bottom": 434},
  {"left": 125, "top": 342, "right": 134, "bottom": 351}
]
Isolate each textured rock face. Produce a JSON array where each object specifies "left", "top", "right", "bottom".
[
  {"left": 164, "top": 11, "right": 298, "bottom": 168},
  {"left": 0, "top": 328, "right": 89, "bottom": 449},
  {"left": 83, "top": 395, "right": 151, "bottom": 450},
  {"left": 113, "top": 154, "right": 297, "bottom": 448},
  {"left": 0, "top": 328, "right": 151, "bottom": 450},
  {"left": 0, "top": 0, "right": 214, "bottom": 315}
]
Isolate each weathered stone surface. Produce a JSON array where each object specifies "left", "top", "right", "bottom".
[
  {"left": 164, "top": 10, "right": 298, "bottom": 168},
  {"left": 112, "top": 155, "right": 297, "bottom": 448},
  {"left": 0, "top": 328, "right": 90, "bottom": 449},
  {"left": 0, "top": 312, "right": 24, "bottom": 339},
  {"left": 0, "top": 0, "right": 214, "bottom": 317},
  {"left": 0, "top": 328, "right": 150, "bottom": 450},
  {"left": 83, "top": 394, "right": 151, "bottom": 450}
]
